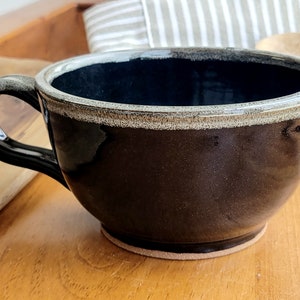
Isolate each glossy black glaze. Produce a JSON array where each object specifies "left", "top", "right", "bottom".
[
  {"left": 52, "top": 59, "right": 300, "bottom": 106},
  {"left": 0, "top": 75, "right": 67, "bottom": 187},
  {"left": 47, "top": 111, "right": 300, "bottom": 246},
  {"left": 0, "top": 129, "right": 66, "bottom": 187},
  {"left": 103, "top": 226, "right": 265, "bottom": 253}
]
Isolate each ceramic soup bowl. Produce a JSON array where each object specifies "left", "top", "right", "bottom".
[{"left": 1, "top": 48, "right": 300, "bottom": 260}]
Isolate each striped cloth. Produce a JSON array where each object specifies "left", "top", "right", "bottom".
[
  {"left": 83, "top": 0, "right": 300, "bottom": 52},
  {"left": 84, "top": 0, "right": 148, "bottom": 52}
]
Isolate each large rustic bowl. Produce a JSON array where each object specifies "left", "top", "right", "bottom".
[{"left": 1, "top": 48, "right": 300, "bottom": 259}]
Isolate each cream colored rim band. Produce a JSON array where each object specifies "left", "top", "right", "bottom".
[
  {"left": 42, "top": 92, "right": 300, "bottom": 130},
  {"left": 101, "top": 225, "right": 267, "bottom": 260},
  {"left": 36, "top": 49, "right": 300, "bottom": 130}
]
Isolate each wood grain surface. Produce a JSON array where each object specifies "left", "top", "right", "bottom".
[
  {"left": 0, "top": 4, "right": 89, "bottom": 61},
  {"left": 0, "top": 0, "right": 103, "bottom": 38},
  {"left": 256, "top": 33, "right": 300, "bottom": 57},
  {"left": 0, "top": 174, "right": 300, "bottom": 299}
]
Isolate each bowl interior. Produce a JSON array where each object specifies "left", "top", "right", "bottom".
[{"left": 51, "top": 57, "right": 300, "bottom": 106}]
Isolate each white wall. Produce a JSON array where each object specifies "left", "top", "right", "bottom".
[{"left": 0, "top": 0, "right": 39, "bottom": 15}]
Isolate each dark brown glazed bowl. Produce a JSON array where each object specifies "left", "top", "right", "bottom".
[{"left": 1, "top": 48, "right": 300, "bottom": 259}]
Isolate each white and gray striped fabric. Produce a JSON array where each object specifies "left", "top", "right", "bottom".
[
  {"left": 84, "top": 0, "right": 148, "bottom": 52},
  {"left": 83, "top": 0, "right": 300, "bottom": 52}
]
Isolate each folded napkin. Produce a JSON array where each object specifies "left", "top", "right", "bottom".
[{"left": 84, "top": 0, "right": 300, "bottom": 52}]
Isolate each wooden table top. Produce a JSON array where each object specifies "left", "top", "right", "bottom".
[{"left": 0, "top": 173, "right": 300, "bottom": 299}]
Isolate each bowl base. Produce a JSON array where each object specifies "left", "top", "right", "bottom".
[{"left": 101, "top": 225, "right": 267, "bottom": 260}]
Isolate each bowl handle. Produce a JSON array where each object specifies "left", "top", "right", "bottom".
[{"left": 0, "top": 75, "right": 68, "bottom": 188}]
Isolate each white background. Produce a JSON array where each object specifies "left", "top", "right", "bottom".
[{"left": 0, "top": 0, "right": 39, "bottom": 15}]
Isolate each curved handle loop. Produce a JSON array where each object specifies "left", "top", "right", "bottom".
[{"left": 0, "top": 75, "right": 68, "bottom": 188}]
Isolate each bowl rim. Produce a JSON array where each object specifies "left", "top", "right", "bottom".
[{"left": 35, "top": 47, "right": 300, "bottom": 130}]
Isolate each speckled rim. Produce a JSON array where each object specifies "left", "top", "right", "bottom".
[{"left": 35, "top": 47, "right": 300, "bottom": 130}]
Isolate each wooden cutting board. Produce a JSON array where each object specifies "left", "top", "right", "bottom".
[
  {"left": 0, "top": 57, "right": 51, "bottom": 209},
  {"left": 256, "top": 32, "right": 300, "bottom": 56}
]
